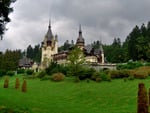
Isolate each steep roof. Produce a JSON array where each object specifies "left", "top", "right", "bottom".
[
  {"left": 19, "top": 56, "right": 33, "bottom": 68},
  {"left": 45, "top": 20, "right": 53, "bottom": 42},
  {"left": 84, "top": 41, "right": 104, "bottom": 55},
  {"left": 85, "top": 45, "right": 92, "bottom": 54}
]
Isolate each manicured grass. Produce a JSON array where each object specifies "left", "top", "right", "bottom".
[{"left": 0, "top": 75, "right": 150, "bottom": 113}]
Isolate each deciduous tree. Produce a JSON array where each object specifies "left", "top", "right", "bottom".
[
  {"left": 0, "top": 0, "right": 16, "bottom": 39},
  {"left": 67, "top": 46, "right": 85, "bottom": 76}
]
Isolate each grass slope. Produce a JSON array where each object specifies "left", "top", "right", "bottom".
[{"left": 0, "top": 75, "right": 149, "bottom": 113}]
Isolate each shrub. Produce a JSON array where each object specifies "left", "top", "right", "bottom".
[
  {"left": 37, "top": 71, "right": 46, "bottom": 78},
  {"left": 117, "top": 62, "right": 143, "bottom": 70},
  {"left": 26, "top": 69, "right": 34, "bottom": 75},
  {"left": 110, "top": 70, "right": 130, "bottom": 79},
  {"left": 46, "top": 62, "right": 70, "bottom": 76},
  {"left": 17, "top": 68, "right": 25, "bottom": 74},
  {"left": 91, "top": 71, "right": 111, "bottom": 82},
  {"left": 110, "top": 70, "right": 120, "bottom": 78},
  {"left": 15, "top": 78, "right": 20, "bottom": 89},
  {"left": 51, "top": 73, "right": 65, "bottom": 82},
  {"left": 22, "top": 80, "right": 27, "bottom": 92},
  {"left": 123, "top": 77, "right": 128, "bottom": 82},
  {"left": 95, "top": 77, "right": 102, "bottom": 82},
  {"left": 128, "top": 75, "right": 134, "bottom": 80},
  {"left": 74, "top": 77, "right": 80, "bottom": 83},
  {"left": 99, "top": 71, "right": 111, "bottom": 81},
  {"left": 58, "top": 64, "right": 70, "bottom": 75},
  {"left": 6, "top": 71, "right": 15, "bottom": 76},
  {"left": 32, "top": 72, "right": 37, "bottom": 78},
  {"left": 40, "top": 76, "right": 50, "bottom": 81},
  {"left": 117, "top": 64, "right": 128, "bottom": 70},
  {"left": 91, "top": 72, "right": 100, "bottom": 80},
  {"left": 0, "top": 70, "right": 6, "bottom": 77},
  {"left": 137, "top": 66, "right": 150, "bottom": 76},
  {"left": 77, "top": 67, "right": 96, "bottom": 80},
  {"left": 46, "top": 61, "right": 58, "bottom": 75},
  {"left": 132, "top": 70, "right": 148, "bottom": 79},
  {"left": 86, "top": 78, "right": 90, "bottom": 83},
  {"left": 3, "top": 77, "right": 9, "bottom": 88}
]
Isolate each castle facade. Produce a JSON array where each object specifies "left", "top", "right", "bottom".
[{"left": 41, "top": 23, "right": 104, "bottom": 69}]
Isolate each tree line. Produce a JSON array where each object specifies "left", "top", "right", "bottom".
[
  {"left": 0, "top": 44, "right": 41, "bottom": 73},
  {"left": 26, "top": 44, "right": 41, "bottom": 63},
  {"left": 0, "top": 50, "right": 21, "bottom": 73},
  {"left": 104, "top": 22, "right": 150, "bottom": 63}
]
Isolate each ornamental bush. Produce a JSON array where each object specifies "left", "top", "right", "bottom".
[
  {"left": 51, "top": 73, "right": 65, "bottom": 82},
  {"left": 77, "top": 67, "right": 96, "bottom": 80},
  {"left": 22, "top": 80, "right": 27, "bottom": 92},
  {"left": 17, "top": 68, "right": 25, "bottom": 74},
  {"left": 99, "top": 71, "right": 111, "bottom": 81},
  {"left": 26, "top": 69, "right": 34, "bottom": 75},
  {"left": 3, "top": 77, "right": 9, "bottom": 88},
  {"left": 110, "top": 70, "right": 130, "bottom": 79},
  {"left": 91, "top": 71, "right": 111, "bottom": 82},
  {"left": 15, "top": 78, "right": 20, "bottom": 89},
  {"left": 95, "top": 77, "right": 102, "bottom": 82},
  {"left": 37, "top": 71, "right": 46, "bottom": 78},
  {"left": 46, "top": 62, "right": 69, "bottom": 75},
  {"left": 137, "top": 66, "right": 150, "bottom": 76},
  {"left": 91, "top": 72, "right": 100, "bottom": 80},
  {"left": 128, "top": 75, "right": 134, "bottom": 80},
  {"left": 132, "top": 70, "right": 148, "bottom": 79},
  {"left": 6, "top": 71, "right": 15, "bottom": 76},
  {"left": 40, "top": 76, "right": 50, "bottom": 81},
  {"left": 117, "top": 61, "right": 143, "bottom": 70}
]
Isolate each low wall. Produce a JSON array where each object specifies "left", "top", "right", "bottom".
[{"left": 87, "top": 63, "right": 117, "bottom": 70}]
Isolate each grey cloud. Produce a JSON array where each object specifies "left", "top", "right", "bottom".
[{"left": 1, "top": 0, "right": 150, "bottom": 51}]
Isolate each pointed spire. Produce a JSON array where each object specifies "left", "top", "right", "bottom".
[
  {"left": 76, "top": 24, "right": 84, "bottom": 48},
  {"left": 79, "top": 24, "right": 82, "bottom": 33},
  {"left": 46, "top": 19, "right": 53, "bottom": 42},
  {"left": 48, "top": 19, "right": 51, "bottom": 28}
]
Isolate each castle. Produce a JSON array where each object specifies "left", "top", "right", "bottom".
[{"left": 41, "top": 22, "right": 104, "bottom": 69}]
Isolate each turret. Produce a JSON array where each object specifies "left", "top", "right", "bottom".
[
  {"left": 41, "top": 20, "right": 58, "bottom": 69},
  {"left": 76, "top": 24, "right": 85, "bottom": 50},
  {"left": 42, "top": 20, "right": 54, "bottom": 47}
]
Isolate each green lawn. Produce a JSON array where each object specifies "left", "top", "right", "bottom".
[{"left": 0, "top": 75, "right": 149, "bottom": 113}]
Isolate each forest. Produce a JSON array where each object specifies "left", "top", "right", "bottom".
[{"left": 104, "top": 22, "right": 150, "bottom": 63}]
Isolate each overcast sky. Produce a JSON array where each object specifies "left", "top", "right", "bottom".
[{"left": 0, "top": 0, "right": 150, "bottom": 52}]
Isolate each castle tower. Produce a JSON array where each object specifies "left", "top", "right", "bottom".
[
  {"left": 76, "top": 24, "right": 85, "bottom": 50},
  {"left": 41, "top": 21, "right": 58, "bottom": 69}
]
